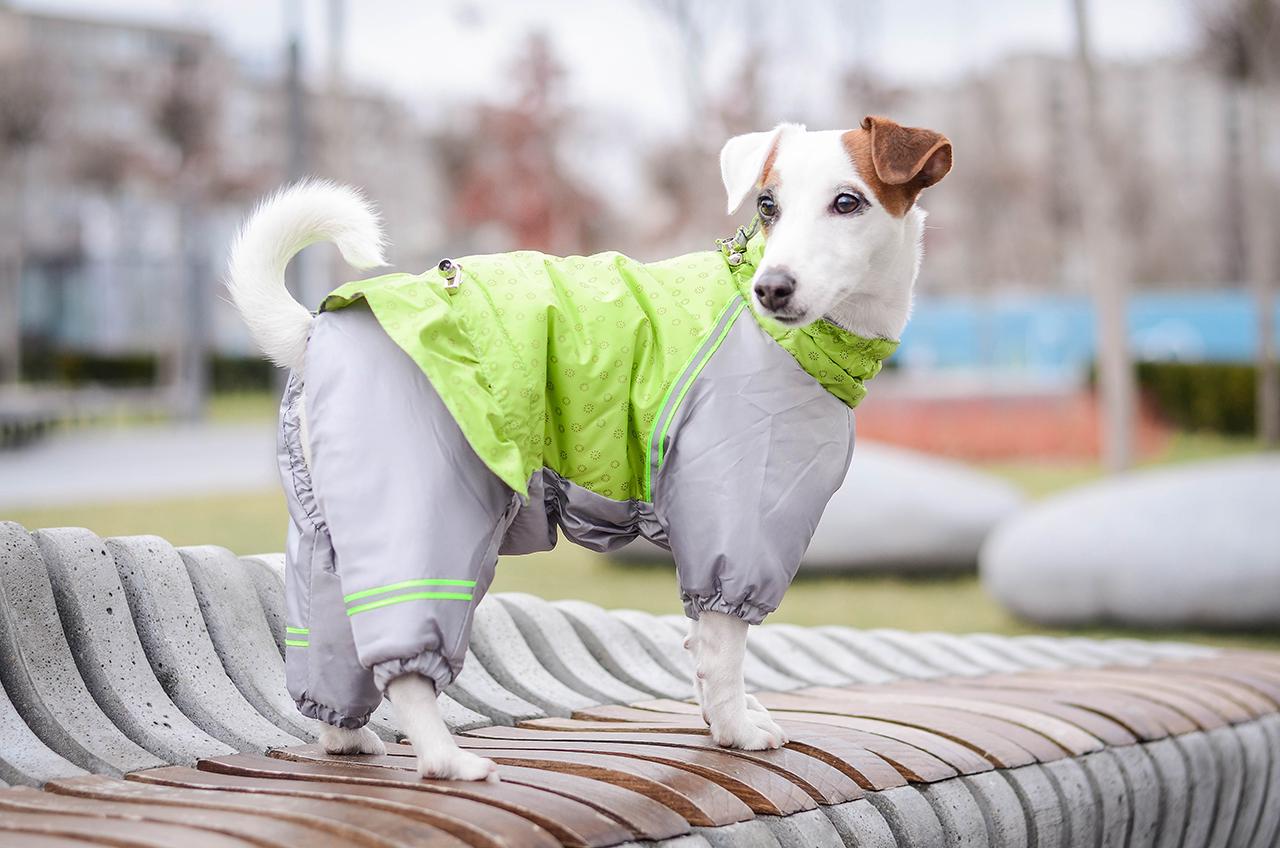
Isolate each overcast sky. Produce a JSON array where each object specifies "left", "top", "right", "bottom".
[{"left": 14, "top": 0, "right": 1201, "bottom": 134}]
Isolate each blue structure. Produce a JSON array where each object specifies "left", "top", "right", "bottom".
[{"left": 899, "top": 291, "right": 1279, "bottom": 377}]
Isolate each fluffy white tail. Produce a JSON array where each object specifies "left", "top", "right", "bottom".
[{"left": 226, "top": 180, "right": 387, "bottom": 371}]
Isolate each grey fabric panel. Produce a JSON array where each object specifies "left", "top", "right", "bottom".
[
  {"left": 648, "top": 295, "right": 746, "bottom": 487},
  {"left": 545, "top": 470, "right": 663, "bottom": 552},
  {"left": 654, "top": 317, "right": 855, "bottom": 624},
  {"left": 501, "top": 469, "right": 663, "bottom": 555},
  {"left": 499, "top": 471, "right": 557, "bottom": 555},
  {"left": 299, "top": 304, "right": 515, "bottom": 720},
  {"left": 278, "top": 372, "right": 382, "bottom": 727}
]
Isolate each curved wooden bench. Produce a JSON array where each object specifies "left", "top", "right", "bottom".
[
  {"left": 0, "top": 521, "right": 1277, "bottom": 846},
  {"left": 4, "top": 655, "right": 1275, "bottom": 846}
]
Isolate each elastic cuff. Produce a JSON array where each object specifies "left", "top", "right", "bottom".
[
  {"left": 294, "top": 697, "right": 373, "bottom": 730},
  {"left": 682, "top": 591, "right": 773, "bottom": 625},
  {"left": 372, "top": 649, "right": 458, "bottom": 695}
]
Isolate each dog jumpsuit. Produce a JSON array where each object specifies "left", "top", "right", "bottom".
[{"left": 278, "top": 227, "right": 898, "bottom": 728}]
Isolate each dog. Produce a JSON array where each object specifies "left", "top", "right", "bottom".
[{"left": 227, "top": 117, "right": 951, "bottom": 782}]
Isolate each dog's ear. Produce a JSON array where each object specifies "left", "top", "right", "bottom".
[
  {"left": 719, "top": 124, "right": 797, "bottom": 215},
  {"left": 862, "top": 115, "right": 952, "bottom": 191}
]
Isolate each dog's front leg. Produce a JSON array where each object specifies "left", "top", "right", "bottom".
[
  {"left": 388, "top": 673, "right": 499, "bottom": 782},
  {"left": 690, "top": 611, "right": 787, "bottom": 750},
  {"left": 684, "top": 617, "right": 710, "bottom": 723}
]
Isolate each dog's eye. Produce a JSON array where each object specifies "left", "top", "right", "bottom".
[
  {"left": 832, "top": 192, "right": 866, "bottom": 215},
  {"left": 757, "top": 195, "right": 778, "bottom": 219}
]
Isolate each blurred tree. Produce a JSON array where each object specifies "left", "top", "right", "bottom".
[
  {"left": 642, "top": 0, "right": 778, "bottom": 251},
  {"left": 155, "top": 42, "right": 221, "bottom": 420},
  {"left": 1072, "top": 0, "right": 1137, "bottom": 471},
  {"left": 444, "top": 32, "right": 604, "bottom": 255},
  {"left": 0, "top": 24, "right": 54, "bottom": 385},
  {"left": 1200, "top": 0, "right": 1280, "bottom": 446},
  {"left": 646, "top": 0, "right": 714, "bottom": 132}
]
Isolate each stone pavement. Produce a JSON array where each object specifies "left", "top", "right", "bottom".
[
  {"left": 0, "top": 423, "right": 277, "bottom": 509},
  {"left": 0, "top": 519, "right": 1276, "bottom": 847}
]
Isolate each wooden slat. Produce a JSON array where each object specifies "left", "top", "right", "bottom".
[
  {"left": 524, "top": 714, "right": 915, "bottom": 789},
  {"left": 592, "top": 701, "right": 986, "bottom": 778},
  {"left": 269, "top": 746, "right": 753, "bottom": 828},
  {"left": 1076, "top": 671, "right": 1244, "bottom": 727},
  {"left": 245, "top": 748, "right": 706, "bottom": 840},
  {"left": 746, "top": 709, "right": 995, "bottom": 775},
  {"left": 184, "top": 756, "right": 648, "bottom": 847},
  {"left": 961, "top": 675, "right": 1181, "bottom": 739},
  {"left": 52, "top": 772, "right": 540, "bottom": 848},
  {"left": 1049, "top": 671, "right": 1237, "bottom": 729},
  {"left": 487, "top": 765, "right": 692, "bottom": 841},
  {"left": 1, "top": 834, "right": 102, "bottom": 848},
  {"left": 1158, "top": 663, "right": 1280, "bottom": 713},
  {"left": 435, "top": 738, "right": 816, "bottom": 815},
  {"left": 0, "top": 809, "right": 257, "bottom": 848},
  {"left": 914, "top": 683, "right": 1140, "bottom": 747},
  {"left": 803, "top": 686, "right": 1103, "bottom": 756},
  {"left": 0, "top": 786, "right": 413, "bottom": 848},
  {"left": 464, "top": 725, "right": 864, "bottom": 805},
  {"left": 758, "top": 691, "right": 1056, "bottom": 767},
  {"left": 131, "top": 763, "right": 674, "bottom": 847}
]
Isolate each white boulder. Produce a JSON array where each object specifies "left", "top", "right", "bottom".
[
  {"left": 802, "top": 442, "right": 1026, "bottom": 572},
  {"left": 981, "top": 456, "right": 1280, "bottom": 628}
]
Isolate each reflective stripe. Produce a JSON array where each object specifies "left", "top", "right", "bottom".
[
  {"left": 644, "top": 296, "right": 746, "bottom": 500},
  {"left": 285, "top": 626, "right": 309, "bottom": 635},
  {"left": 285, "top": 639, "right": 309, "bottom": 648},
  {"left": 346, "top": 591, "right": 473, "bottom": 617},
  {"left": 342, "top": 578, "right": 477, "bottom": 605}
]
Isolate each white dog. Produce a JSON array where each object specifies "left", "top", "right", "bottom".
[{"left": 228, "top": 117, "right": 951, "bottom": 781}]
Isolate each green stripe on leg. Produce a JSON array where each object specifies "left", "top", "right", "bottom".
[
  {"left": 343, "top": 578, "right": 478, "bottom": 605},
  {"left": 346, "top": 591, "right": 473, "bottom": 617}
]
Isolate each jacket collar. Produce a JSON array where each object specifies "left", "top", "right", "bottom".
[{"left": 723, "top": 226, "right": 899, "bottom": 408}]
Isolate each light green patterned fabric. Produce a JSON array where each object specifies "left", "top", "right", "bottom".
[{"left": 321, "top": 234, "right": 897, "bottom": 500}]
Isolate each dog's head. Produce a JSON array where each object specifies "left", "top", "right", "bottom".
[{"left": 721, "top": 118, "right": 952, "bottom": 334}]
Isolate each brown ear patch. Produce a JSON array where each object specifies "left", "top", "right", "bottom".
[
  {"left": 758, "top": 136, "right": 781, "bottom": 188},
  {"left": 842, "top": 116, "right": 952, "bottom": 217}
]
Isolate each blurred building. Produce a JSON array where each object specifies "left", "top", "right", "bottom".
[
  {"left": 0, "top": 5, "right": 446, "bottom": 360},
  {"left": 873, "top": 52, "right": 1279, "bottom": 296},
  {"left": 0, "top": 3, "right": 1274, "bottom": 368}
]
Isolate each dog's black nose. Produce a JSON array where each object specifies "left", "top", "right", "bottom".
[{"left": 754, "top": 269, "right": 796, "bottom": 312}]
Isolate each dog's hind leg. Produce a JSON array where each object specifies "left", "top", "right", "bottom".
[
  {"left": 689, "top": 611, "right": 787, "bottom": 750},
  {"left": 318, "top": 723, "right": 386, "bottom": 755},
  {"left": 388, "top": 674, "right": 498, "bottom": 782},
  {"left": 303, "top": 304, "right": 516, "bottom": 782}
]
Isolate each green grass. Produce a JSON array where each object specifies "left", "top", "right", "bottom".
[
  {"left": 207, "top": 391, "right": 280, "bottom": 423},
  {"left": 6, "top": 490, "right": 291, "bottom": 555},
  {"left": 6, "top": 429, "right": 1277, "bottom": 652},
  {"left": 982, "top": 431, "right": 1267, "bottom": 498}
]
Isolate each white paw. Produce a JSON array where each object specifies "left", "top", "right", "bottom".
[
  {"left": 744, "top": 693, "right": 767, "bottom": 714},
  {"left": 320, "top": 725, "right": 386, "bottom": 756},
  {"left": 416, "top": 747, "right": 500, "bottom": 782},
  {"left": 708, "top": 712, "right": 785, "bottom": 750}
]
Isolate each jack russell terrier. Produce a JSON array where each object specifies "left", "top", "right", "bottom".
[{"left": 227, "top": 117, "right": 952, "bottom": 781}]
